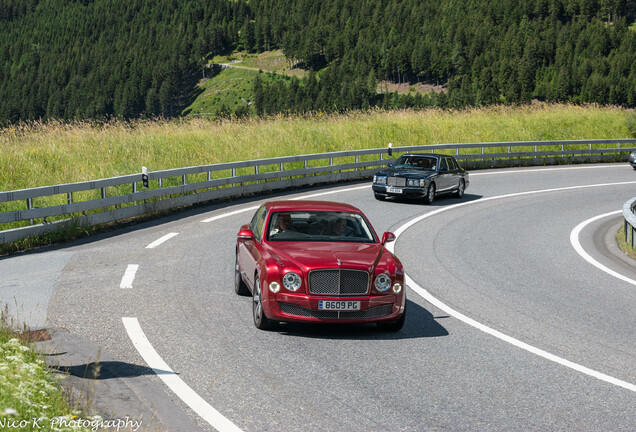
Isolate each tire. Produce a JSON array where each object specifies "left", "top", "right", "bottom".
[
  {"left": 374, "top": 193, "right": 386, "bottom": 201},
  {"left": 234, "top": 251, "right": 250, "bottom": 296},
  {"left": 424, "top": 182, "right": 436, "bottom": 204},
  {"left": 377, "top": 303, "right": 406, "bottom": 332},
  {"left": 454, "top": 179, "right": 465, "bottom": 198},
  {"left": 253, "top": 276, "right": 274, "bottom": 330}
]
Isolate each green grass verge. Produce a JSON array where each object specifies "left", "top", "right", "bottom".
[
  {"left": 0, "top": 307, "right": 95, "bottom": 432},
  {"left": 616, "top": 225, "right": 636, "bottom": 260}
]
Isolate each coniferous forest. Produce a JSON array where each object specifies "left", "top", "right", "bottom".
[{"left": 1, "top": 0, "right": 634, "bottom": 124}]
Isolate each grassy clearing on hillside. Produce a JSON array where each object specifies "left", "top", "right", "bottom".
[
  {"left": 212, "top": 50, "right": 306, "bottom": 77},
  {"left": 1, "top": 104, "right": 632, "bottom": 194}
]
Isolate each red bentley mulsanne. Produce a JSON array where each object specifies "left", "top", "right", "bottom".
[{"left": 235, "top": 200, "right": 406, "bottom": 331}]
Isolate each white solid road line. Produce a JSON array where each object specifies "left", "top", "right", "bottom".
[
  {"left": 387, "top": 181, "right": 636, "bottom": 392},
  {"left": 146, "top": 232, "right": 179, "bottom": 249},
  {"left": 122, "top": 318, "right": 244, "bottom": 432},
  {"left": 201, "top": 206, "right": 259, "bottom": 223},
  {"left": 570, "top": 210, "right": 636, "bottom": 286},
  {"left": 404, "top": 274, "right": 636, "bottom": 392},
  {"left": 120, "top": 264, "right": 139, "bottom": 289}
]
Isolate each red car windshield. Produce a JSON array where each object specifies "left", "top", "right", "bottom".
[{"left": 267, "top": 211, "right": 376, "bottom": 243}]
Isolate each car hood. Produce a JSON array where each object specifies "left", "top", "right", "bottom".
[
  {"left": 380, "top": 168, "right": 436, "bottom": 179},
  {"left": 266, "top": 242, "right": 386, "bottom": 272}
]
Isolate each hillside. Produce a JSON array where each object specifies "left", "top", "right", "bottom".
[{"left": 1, "top": 0, "right": 634, "bottom": 124}]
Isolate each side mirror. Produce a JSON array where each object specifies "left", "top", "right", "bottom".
[
  {"left": 381, "top": 232, "right": 396, "bottom": 245},
  {"left": 238, "top": 229, "right": 255, "bottom": 240},
  {"left": 387, "top": 163, "right": 393, "bottom": 168}
]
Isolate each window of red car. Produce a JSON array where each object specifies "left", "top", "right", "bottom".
[{"left": 266, "top": 211, "right": 376, "bottom": 243}]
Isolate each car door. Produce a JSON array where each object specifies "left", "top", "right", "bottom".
[
  {"left": 445, "top": 157, "right": 462, "bottom": 190},
  {"left": 239, "top": 206, "right": 267, "bottom": 289},
  {"left": 438, "top": 157, "right": 453, "bottom": 191}
]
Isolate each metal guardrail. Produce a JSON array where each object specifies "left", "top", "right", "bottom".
[
  {"left": 623, "top": 197, "right": 636, "bottom": 249},
  {"left": 1, "top": 139, "right": 635, "bottom": 245}
]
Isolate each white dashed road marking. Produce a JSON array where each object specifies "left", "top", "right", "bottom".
[
  {"left": 119, "top": 264, "right": 139, "bottom": 289},
  {"left": 146, "top": 232, "right": 179, "bottom": 249}
]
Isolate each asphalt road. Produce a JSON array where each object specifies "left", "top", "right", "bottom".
[{"left": 1, "top": 163, "right": 635, "bottom": 431}]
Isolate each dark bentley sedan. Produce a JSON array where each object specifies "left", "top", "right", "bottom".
[{"left": 372, "top": 153, "right": 469, "bottom": 204}]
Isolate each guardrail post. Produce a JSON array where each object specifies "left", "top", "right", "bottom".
[
  {"left": 182, "top": 174, "right": 187, "bottom": 185},
  {"left": 27, "top": 198, "right": 33, "bottom": 225},
  {"left": 67, "top": 192, "right": 73, "bottom": 205},
  {"left": 132, "top": 182, "right": 137, "bottom": 193}
]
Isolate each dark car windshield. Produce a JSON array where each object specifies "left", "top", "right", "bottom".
[
  {"left": 267, "top": 211, "right": 376, "bottom": 243},
  {"left": 392, "top": 155, "right": 437, "bottom": 171}
]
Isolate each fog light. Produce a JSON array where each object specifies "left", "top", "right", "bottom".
[
  {"left": 269, "top": 281, "right": 280, "bottom": 293},
  {"left": 392, "top": 283, "right": 402, "bottom": 294}
]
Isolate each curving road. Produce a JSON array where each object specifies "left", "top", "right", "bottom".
[{"left": 3, "top": 163, "right": 635, "bottom": 431}]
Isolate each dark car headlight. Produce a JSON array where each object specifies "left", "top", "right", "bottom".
[{"left": 374, "top": 175, "right": 387, "bottom": 184}]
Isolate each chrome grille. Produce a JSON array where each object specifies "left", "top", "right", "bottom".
[
  {"left": 387, "top": 177, "right": 406, "bottom": 187},
  {"left": 309, "top": 269, "right": 369, "bottom": 295},
  {"left": 279, "top": 303, "right": 393, "bottom": 319}
]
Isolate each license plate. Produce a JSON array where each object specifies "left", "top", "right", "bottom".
[
  {"left": 386, "top": 186, "right": 403, "bottom": 194},
  {"left": 318, "top": 300, "right": 360, "bottom": 311}
]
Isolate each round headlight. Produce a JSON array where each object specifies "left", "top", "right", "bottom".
[
  {"left": 282, "top": 272, "right": 302, "bottom": 291},
  {"left": 374, "top": 273, "right": 391, "bottom": 292},
  {"left": 392, "top": 282, "right": 403, "bottom": 294},
  {"left": 269, "top": 281, "right": 280, "bottom": 293}
]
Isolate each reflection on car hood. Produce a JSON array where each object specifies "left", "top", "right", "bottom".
[{"left": 266, "top": 242, "right": 384, "bottom": 272}]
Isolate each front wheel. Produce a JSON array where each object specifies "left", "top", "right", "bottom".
[
  {"left": 253, "top": 276, "right": 274, "bottom": 330},
  {"left": 424, "top": 182, "right": 436, "bottom": 204}
]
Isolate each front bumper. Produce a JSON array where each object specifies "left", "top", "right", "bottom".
[
  {"left": 266, "top": 292, "right": 405, "bottom": 324},
  {"left": 372, "top": 184, "right": 427, "bottom": 198}
]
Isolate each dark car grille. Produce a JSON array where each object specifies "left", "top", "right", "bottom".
[
  {"left": 279, "top": 303, "right": 393, "bottom": 319},
  {"left": 387, "top": 177, "right": 406, "bottom": 187},
  {"left": 308, "top": 269, "right": 369, "bottom": 295}
]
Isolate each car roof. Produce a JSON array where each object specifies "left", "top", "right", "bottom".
[
  {"left": 264, "top": 200, "right": 363, "bottom": 213},
  {"left": 400, "top": 153, "right": 449, "bottom": 158}
]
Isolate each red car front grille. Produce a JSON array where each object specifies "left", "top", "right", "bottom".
[{"left": 308, "top": 269, "right": 369, "bottom": 295}]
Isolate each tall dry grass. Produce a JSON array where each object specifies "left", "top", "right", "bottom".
[{"left": 0, "top": 104, "right": 631, "bottom": 192}]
